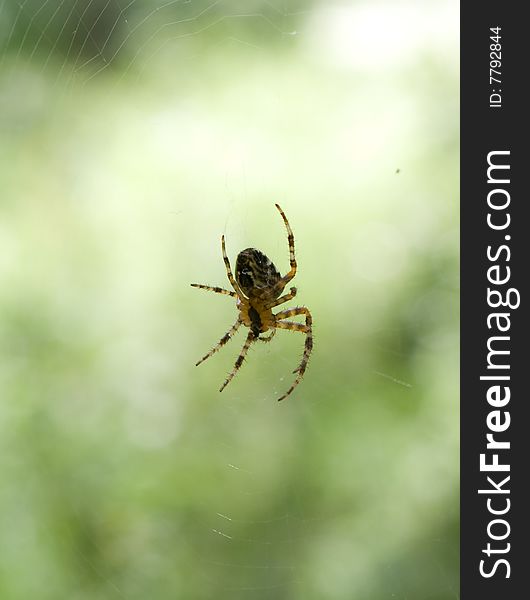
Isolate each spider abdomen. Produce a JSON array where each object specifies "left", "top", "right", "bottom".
[{"left": 235, "top": 248, "right": 281, "bottom": 298}]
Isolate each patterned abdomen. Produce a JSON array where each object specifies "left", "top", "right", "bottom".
[{"left": 235, "top": 248, "right": 281, "bottom": 298}]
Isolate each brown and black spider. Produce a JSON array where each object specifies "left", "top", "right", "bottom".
[{"left": 191, "top": 204, "right": 313, "bottom": 401}]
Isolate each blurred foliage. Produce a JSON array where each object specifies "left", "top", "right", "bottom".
[{"left": 1, "top": 1, "right": 458, "bottom": 599}]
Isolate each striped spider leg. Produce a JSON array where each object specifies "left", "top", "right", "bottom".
[{"left": 271, "top": 306, "right": 313, "bottom": 401}]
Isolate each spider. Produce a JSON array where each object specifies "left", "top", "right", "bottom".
[{"left": 191, "top": 204, "right": 313, "bottom": 401}]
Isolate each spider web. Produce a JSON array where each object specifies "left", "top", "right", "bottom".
[
  {"left": 0, "top": 0, "right": 301, "bottom": 83},
  {"left": 0, "top": 1, "right": 459, "bottom": 599}
]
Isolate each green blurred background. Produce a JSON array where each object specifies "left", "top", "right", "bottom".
[{"left": 0, "top": 1, "right": 459, "bottom": 598}]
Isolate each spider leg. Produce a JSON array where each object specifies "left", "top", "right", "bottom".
[
  {"left": 221, "top": 235, "right": 245, "bottom": 297},
  {"left": 258, "top": 329, "right": 276, "bottom": 343},
  {"left": 275, "top": 204, "right": 297, "bottom": 287},
  {"left": 266, "top": 286, "right": 297, "bottom": 309},
  {"left": 219, "top": 330, "right": 256, "bottom": 392},
  {"left": 191, "top": 283, "right": 237, "bottom": 298},
  {"left": 195, "top": 318, "right": 242, "bottom": 366},
  {"left": 273, "top": 307, "right": 313, "bottom": 401}
]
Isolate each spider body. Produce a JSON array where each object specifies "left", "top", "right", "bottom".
[
  {"left": 191, "top": 204, "right": 313, "bottom": 401},
  {"left": 236, "top": 248, "right": 282, "bottom": 337},
  {"left": 239, "top": 300, "right": 271, "bottom": 337},
  {"left": 235, "top": 248, "right": 282, "bottom": 299}
]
